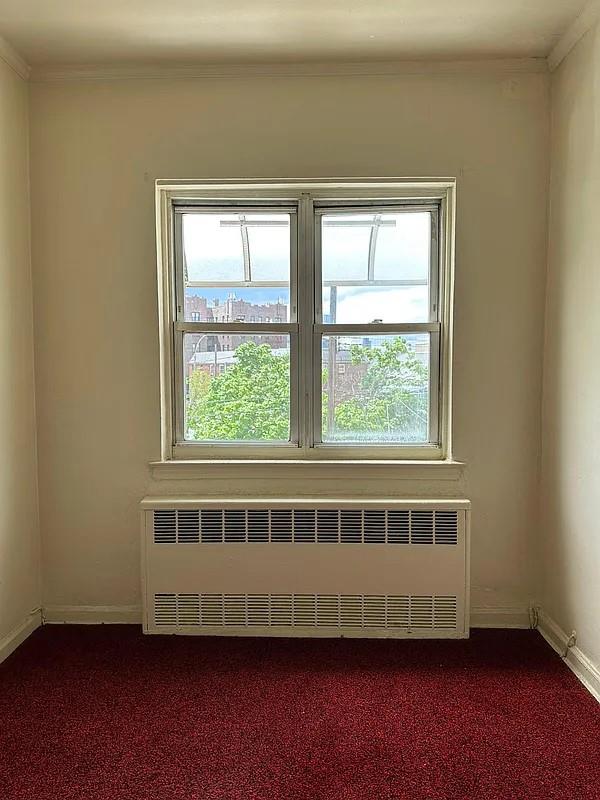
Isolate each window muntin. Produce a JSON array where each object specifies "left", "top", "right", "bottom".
[{"left": 165, "top": 184, "right": 451, "bottom": 459}]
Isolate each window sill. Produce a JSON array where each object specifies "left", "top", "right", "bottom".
[{"left": 149, "top": 458, "right": 465, "bottom": 482}]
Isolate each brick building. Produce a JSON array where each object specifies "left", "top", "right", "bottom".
[{"left": 184, "top": 293, "right": 289, "bottom": 372}]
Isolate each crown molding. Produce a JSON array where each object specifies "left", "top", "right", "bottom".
[
  {"left": 0, "top": 34, "right": 30, "bottom": 81},
  {"left": 30, "top": 57, "right": 548, "bottom": 83},
  {"left": 548, "top": 0, "right": 600, "bottom": 71}
]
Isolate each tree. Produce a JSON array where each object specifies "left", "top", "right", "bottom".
[
  {"left": 327, "top": 337, "right": 429, "bottom": 442},
  {"left": 186, "top": 341, "right": 290, "bottom": 441},
  {"left": 185, "top": 367, "right": 212, "bottom": 433},
  {"left": 186, "top": 337, "right": 428, "bottom": 443}
]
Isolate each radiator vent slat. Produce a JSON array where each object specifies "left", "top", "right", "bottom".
[
  {"left": 294, "top": 510, "right": 316, "bottom": 543},
  {"left": 153, "top": 593, "right": 458, "bottom": 631},
  {"left": 153, "top": 509, "right": 459, "bottom": 546},
  {"left": 177, "top": 510, "right": 200, "bottom": 543},
  {"left": 247, "top": 510, "right": 269, "bottom": 542},
  {"left": 434, "top": 511, "right": 460, "bottom": 545},
  {"left": 270, "top": 510, "right": 293, "bottom": 542},
  {"left": 200, "top": 510, "right": 223, "bottom": 543},
  {"left": 224, "top": 510, "right": 246, "bottom": 543},
  {"left": 340, "top": 510, "right": 362, "bottom": 543},
  {"left": 153, "top": 510, "right": 177, "bottom": 543},
  {"left": 411, "top": 511, "right": 435, "bottom": 545}
]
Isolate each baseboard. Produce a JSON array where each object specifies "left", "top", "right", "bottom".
[
  {"left": 43, "top": 605, "right": 142, "bottom": 624},
  {"left": 7, "top": 606, "right": 597, "bottom": 705},
  {"left": 470, "top": 606, "right": 531, "bottom": 629},
  {"left": 537, "top": 610, "right": 600, "bottom": 703},
  {"left": 43, "top": 605, "right": 529, "bottom": 630},
  {"left": 0, "top": 610, "right": 42, "bottom": 665}
]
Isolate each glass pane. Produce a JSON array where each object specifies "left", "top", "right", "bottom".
[
  {"left": 321, "top": 214, "right": 372, "bottom": 283},
  {"left": 247, "top": 216, "right": 290, "bottom": 281},
  {"left": 321, "top": 334, "right": 430, "bottom": 444},
  {"left": 320, "top": 211, "right": 431, "bottom": 324},
  {"left": 183, "top": 213, "right": 244, "bottom": 282},
  {"left": 373, "top": 212, "right": 430, "bottom": 281},
  {"left": 183, "top": 334, "right": 290, "bottom": 442},
  {"left": 182, "top": 212, "right": 291, "bottom": 322},
  {"left": 323, "top": 285, "right": 429, "bottom": 325},
  {"left": 185, "top": 290, "right": 290, "bottom": 324}
]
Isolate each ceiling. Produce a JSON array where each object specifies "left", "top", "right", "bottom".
[{"left": 0, "top": 0, "right": 586, "bottom": 68}]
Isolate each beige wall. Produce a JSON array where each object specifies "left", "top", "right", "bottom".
[
  {"left": 29, "top": 70, "right": 549, "bottom": 614},
  {"left": 0, "top": 59, "right": 40, "bottom": 641},
  {"left": 542, "top": 25, "right": 600, "bottom": 666}
]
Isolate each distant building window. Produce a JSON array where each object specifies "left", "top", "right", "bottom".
[{"left": 158, "top": 180, "right": 455, "bottom": 459}]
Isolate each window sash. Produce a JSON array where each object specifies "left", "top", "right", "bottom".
[
  {"left": 174, "top": 326, "right": 300, "bottom": 447},
  {"left": 313, "top": 205, "right": 440, "bottom": 325},
  {"left": 313, "top": 330, "right": 439, "bottom": 447},
  {"left": 311, "top": 203, "right": 441, "bottom": 447},
  {"left": 173, "top": 205, "right": 298, "bottom": 324},
  {"left": 163, "top": 183, "right": 452, "bottom": 459},
  {"left": 173, "top": 204, "right": 300, "bottom": 447}
]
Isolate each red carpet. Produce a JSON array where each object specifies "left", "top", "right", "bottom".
[{"left": 1, "top": 627, "right": 598, "bottom": 800}]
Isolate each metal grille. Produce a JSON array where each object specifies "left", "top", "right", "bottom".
[
  {"left": 153, "top": 593, "right": 458, "bottom": 630},
  {"left": 153, "top": 508, "right": 459, "bottom": 545}
]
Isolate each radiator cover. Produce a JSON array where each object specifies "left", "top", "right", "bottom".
[{"left": 141, "top": 498, "right": 470, "bottom": 639}]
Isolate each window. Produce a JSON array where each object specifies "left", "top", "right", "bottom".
[{"left": 157, "top": 180, "right": 455, "bottom": 460}]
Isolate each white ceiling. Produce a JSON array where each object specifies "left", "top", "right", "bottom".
[{"left": 0, "top": 0, "right": 586, "bottom": 68}]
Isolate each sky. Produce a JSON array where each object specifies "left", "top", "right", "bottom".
[{"left": 186, "top": 285, "right": 428, "bottom": 323}]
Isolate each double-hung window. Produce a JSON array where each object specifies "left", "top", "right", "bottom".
[{"left": 156, "top": 179, "right": 455, "bottom": 461}]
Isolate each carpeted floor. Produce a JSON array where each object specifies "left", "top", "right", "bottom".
[{"left": 1, "top": 627, "right": 598, "bottom": 800}]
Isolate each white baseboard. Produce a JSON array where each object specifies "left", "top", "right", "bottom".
[
  {"left": 0, "top": 610, "right": 42, "bottom": 665},
  {"left": 5, "top": 606, "right": 596, "bottom": 704},
  {"left": 470, "top": 606, "right": 531, "bottom": 629},
  {"left": 43, "top": 605, "right": 142, "bottom": 624},
  {"left": 537, "top": 609, "right": 600, "bottom": 703},
  {"left": 43, "top": 605, "right": 530, "bottom": 630}
]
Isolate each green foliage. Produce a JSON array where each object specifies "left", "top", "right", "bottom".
[
  {"left": 186, "top": 336, "right": 428, "bottom": 444},
  {"left": 185, "top": 367, "right": 212, "bottom": 433},
  {"left": 186, "top": 341, "right": 290, "bottom": 441},
  {"left": 326, "top": 337, "right": 429, "bottom": 442}
]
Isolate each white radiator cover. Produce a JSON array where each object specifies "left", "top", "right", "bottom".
[{"left": 141, "top": 498, "right": 470, "bottom": 639}]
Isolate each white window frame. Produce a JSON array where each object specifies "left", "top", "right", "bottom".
[{"left": 155, "top": 179, "right": 456, "bottom": 462}]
